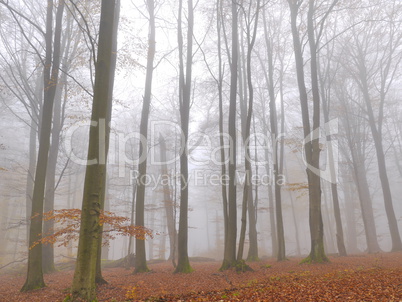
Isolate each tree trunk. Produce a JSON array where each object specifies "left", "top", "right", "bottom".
[
  {"left": 353, "top": 158, "right": 382, "bottom": 253},
  {"left": 96, "top": 0, "right": 120, "bottom": 284},
  {"left": 320, "top": 71, "right": 347, "bottom": 256},
  {"left": 288, "top": 0, "right": 328, "bottom": 263},
  {"left": 360, "top": 71, "right": 402, "bottom": 251},
  {"left": 342, "top": 170, "right": 359, "bottom": 254},
  {"left": 21, "top": 0, "right": 65, "bottom": 291},
  {"left": 216, "top": 0, "right": 229, "bottom": 267},
  {"left": 220, "top": 0, "right": 238, "bottom": 271},
  {"left": 70, "top": 1, "right": 117, "bottom": 300},
  {"left": 26, "top": 114, "right": 37, "bottom": 243},
  {"left": 159, "top": 135, "right": 177, "bottom": 262},
  {"left": 341, "top": 99, "right": 382, "bottom": 253},
  {"left": 42, "top": 79, "right": 62, "bottom": 274},
  {"left": 262, "top": 9, "right": 286, "bottom": 260},
  {"left": 175, "top": 0, "right": 194, "bottom": 274},
  {"left": 134, "top": 0, "right": 155, "bottom": 274},
  {"left": 127, "top": 181, "right": 136, "bottom": 263},
  {"left": 263, "top": 128, "right": 278, "bottom": 257}
]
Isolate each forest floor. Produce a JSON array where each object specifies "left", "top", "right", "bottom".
[{"left": 0, "top": 252, "right": 401, "bottom": 301}]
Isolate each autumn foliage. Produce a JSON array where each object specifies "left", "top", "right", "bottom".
[
  {"left": 32, "top": 209, "right": 153, "bottom": 249},
  {"left": 1, "top": 253, "right": 401, "bottom": 301}
]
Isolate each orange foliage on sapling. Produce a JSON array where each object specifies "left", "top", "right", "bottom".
[{"left": 30, "top": 209, "right": 153, "bottom": 249}]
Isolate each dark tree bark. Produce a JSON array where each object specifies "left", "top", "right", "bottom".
[
  {"left": 70, "top": 0, "right": 117, "bottom": 300},
  {"left": 95, "top": 0, "right": 120, "bottom": 284},
  {"left": 42, "top": 72, "right": 62, "bottom": 274},
  {"left": 216, "top": 0, "right": 229, "bottom": 263},
  {"left": 159, "top": 135, "right": 178, "bottom": 262},
  {"left": 175, "top": 0, "right": 194, "bottom": 274},
  {"left": 42, "top": 14, "right": 76, "bottom": 271},
  {"left": 288, "top": 0, "right": 335, "bottom": 263},
  {"left": 319, "top": 48, "right": 347, "bottom": 256},
  {"left": 134, "top": 0, "right": 156, "bottom": 274},
  {"left": 262, "top": 8, "right": 285, "bottom": 261},
  {"left": 127, "top": 181, "right": 136, "bottom": 264},
  {"left": 237, "top": 0, "right": 261, "bottom": 265},
  {"left": 220, "top": 0, "right": 239, "bottom": 271},
  {"left": 21, "top": 0, "right": 65, "bottom": 291}
]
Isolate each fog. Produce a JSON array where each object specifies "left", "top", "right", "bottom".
[{"left": 0, "top": 0, "right": 401, "bottom": 276}]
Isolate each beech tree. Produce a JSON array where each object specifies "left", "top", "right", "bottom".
[
  {"left": 135, "top": 0, "right": 156, "bottom": 273},
  {"left": 237, "top": 0, "right": 261, "bottom": 264},
  {"left": 70, "top": 0, "right": 117, "bottom": 300},
  {"left": 159, "top": 134, "right": 178, "bottom": 263},
  {"left": 344, "top": 4, "right": 402, "bottom": 251},
  {"left": 317, "top": 14, "right": 347, "bottom": 257},
  {"left": 287, "top": 0, "right": 338, "bottom": 263},
  {"left": 21, "top": 0, "right": 65, "bottom": 291},
  {"left": 221, "top": 0, "right": 239, "bottom": 271},
  {"left": 337, "top": 86, "right": 382, "bottom": 253},
  {"left": 261, "top": 4, "right": 286, "bottom": 261},
  {"left": 175, "top": 0, "right": 194, "bottom": 274}
]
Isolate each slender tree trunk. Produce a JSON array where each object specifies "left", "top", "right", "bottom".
[
  {"left": 70, "top": 1, "right": 117, "bottom": 300},
  {"left": 21, "top": 0, "right": 64, "bottom": 291},
  {"left": 305, "top": 0, "right": 327, "bottom": 263},
  {"left": 353, "top": 157, "right": 382, "bottom": 253},
  {"left": 127, "top": 181, "right": 136, "bottom": 262},
  {"left": 320, "top": 73, "right": 347, "bottom": 256},
  {"left": 263, "top": 127, "right": 278, "bottom": 257},
  {"left": 175, "top": 0, "right": 194, "bottom": 274},
  {"left": 25, "top": 73, "right": 42, "bottom": 243},
  {"left": 96, "top": 0, "right": 120, "bottom": 283},
  {"left": 159, "top": 135, "right": 177, "bottom": 262},
  {"left": 148, "top": 203, "right": 155, "bottom": 260},
  {"left": 342, "top": 170, "right": 359, "bottom": 253},
  {"left": 262, "top": 10, "right": 286, "bottom": 260},
  {"left": 288, "top": 0, "right": 328, "bottom": 263},
  {"left": 237, "top": 0, "right": 260, "bottom": 266},
  {"left": 360, "top": 73, "right": 402, "bottom": 251},
  {"left": 42, "top": 79, "right": 62, "bottom": 274},
  {"left": 216, "top": 0, "right": 229, "bottom": 265},
  {"left": 220, "top": 0, "right": 238, "bottom": 271},
  {"left": 283, "top": 158, "right": 301, "bottom": 257},
  {"left": 42, "top": 11, "right": 76, "bottom": 272},
  {"left": 134, "top": 0, "right": 155, "bottom": 274},
  {"left": 341, "top": 99, "right": 382, "bottom": 253},
  {"left": 26, "top": 115, "right": 37, "bottom": 243}
]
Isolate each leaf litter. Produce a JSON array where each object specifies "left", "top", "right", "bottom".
[{"left": 0, "top": 252, "right": 401, "bottom": 301}]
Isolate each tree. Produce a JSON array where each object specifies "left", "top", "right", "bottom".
[
  {"left": 174, "top": 0, "right": 194, "bottom": 274},
  {"left": 43, "top": 7, "right": 85, "bottom": 273},
  {"left": 261, "top": 5, "right": 286, "bottom": 261},
  {"left": 96, "top": 0, "right": 121, "bottom": 284},
  {"left": 134, "top": 0, "right": 156, "bottom": 274},
  {"left": 287, "top": 0, "right": 338, "bottom": 263},
  {"left": 0, "top": 8, "right": 43, "bottom": 243},
  {"left": 220, "top": 0, "right": 239, "bottom": 271},
  {"left": 70, "top": 0, "right": 117, "bottom": 300},
  {"left": 338, "top": 92, "right": 381, "bottom": 253},
  {"left": 159, "top": 134, "right": 178, "bottom": 263},
  {"left": 237, "top": 0, "right": 261, "bottom": 264},
  {"left": 317, "top": 17, "right": 347, "bottom": 256},
  {"left": 346, "top": 4, "right": 402, "bottom": 251},
  {"left": 21, "top": 0, "right": 65, "bottom": 291}
]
